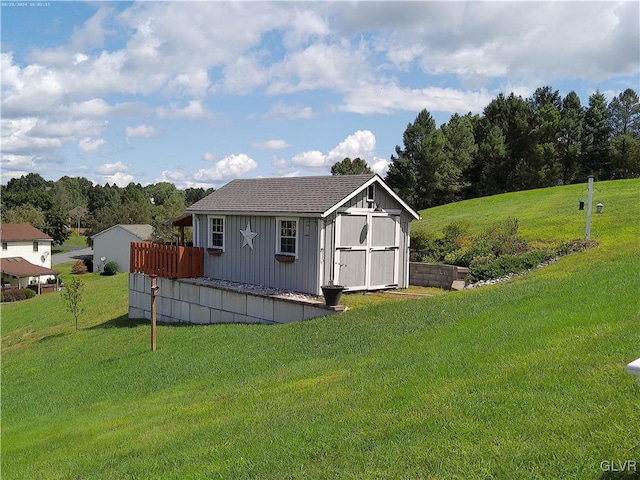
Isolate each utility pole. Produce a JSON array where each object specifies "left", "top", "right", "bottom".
[{"left": 585, "top": 176, "right": 594, "bottom": 240}]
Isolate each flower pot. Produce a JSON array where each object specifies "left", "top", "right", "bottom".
[{"left": 321, "top": 285, "right": 344, "bottom": 306}]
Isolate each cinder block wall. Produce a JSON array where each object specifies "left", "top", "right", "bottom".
[
  {"left": 128, "top": 273, "right": 342, "bottom": 325},
  {"left": 409, "top": 263, "right": 468, "bottom": 289}
]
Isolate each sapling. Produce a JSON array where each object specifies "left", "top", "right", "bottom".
[{"left": 62, "top": 277, "right": 84, "bottom": 331}]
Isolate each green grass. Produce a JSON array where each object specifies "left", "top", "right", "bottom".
[{"left": 2, "top": 180, "right": 639, "bottom": 479}]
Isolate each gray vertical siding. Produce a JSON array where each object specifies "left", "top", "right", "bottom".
[
  {"left": 196, "top": 214, "right": 320, "bottom": 295},
  {"left": 322, "top": 185, "right": 412, "bottom": 290},
  {"left": 194, "top": 179, "right": 414, "bottom": 294}
]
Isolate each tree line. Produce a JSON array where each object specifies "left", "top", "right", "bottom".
[
  {"left": 384, "top": 87, "right": 640, "bottom": 210},
  {"left": 0, "top": 173, "right": 213, "bottom": 245}
]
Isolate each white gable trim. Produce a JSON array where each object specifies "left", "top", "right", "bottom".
[{"left": 321, "top": 174, "right": 421, "bottom": 220}]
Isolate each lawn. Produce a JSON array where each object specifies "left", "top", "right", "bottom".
[{"left": 2, "top": 179, "right": 639, "bottom": 479}]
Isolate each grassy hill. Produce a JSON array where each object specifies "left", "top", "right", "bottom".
[{"left": 2, "top": 179, "right": 639, "bottom": 479}]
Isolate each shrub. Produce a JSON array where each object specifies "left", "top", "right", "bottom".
[
  {"left": 83, "top": 258, "right": 93, "bottom": 273},
  {"left": 103, "top": 261, "right": 119, "bottom": 276},
  {"left": 71, "top": 260, "right": 88, "bottom": 275},
  {"left": 468, "top": 250, "right": 555, "bottom": 283},
  {"left": 24, "top": 288, "right": 36, "bottom": 299},
  {"left": 1, "top": 289, "right": 26, "bottom": 302},
  {"left": 410, "top": 230, "right": 446, "bottom": 263}
]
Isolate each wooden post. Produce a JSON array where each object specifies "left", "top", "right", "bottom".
[{"left": 150, "top": 274, "right": 158, "bottom": 352}]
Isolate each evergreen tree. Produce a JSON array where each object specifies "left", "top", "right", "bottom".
[
  {"left": 581, "top": 91, "right": 612, "bottom": 178},
  {"left": 558, "top": 91, "right": 584, "bottom": 184}
]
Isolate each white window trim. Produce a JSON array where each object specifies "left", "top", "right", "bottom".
[
  {"left": 276, "top": 217, "right": 299, "bottom": 259},
  {"left": 366, "top": 184, "right": 375, "bottom": 203},
  {"left": 207, "top": 215, "right": 225, "bottom": 251}
]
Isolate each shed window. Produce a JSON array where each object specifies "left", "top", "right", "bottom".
[
  {"left": 367, "top": 184, "right": 375, "bottom": 202},
  {"left": 2, "top": 242, "right": 7, "bottom": 250},
  {"left": 33, "top": 242, "right": 39, "bottom": 252},
  {"left": 208, "top": 216, "right": 225, "bottom": 250},
  {"left": 277, "top": 218, "right": 298, "bottom": 257}
]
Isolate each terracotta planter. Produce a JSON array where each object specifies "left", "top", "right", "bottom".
[{"left": 321, "top": 285, "right": 344, "bottom": 306}]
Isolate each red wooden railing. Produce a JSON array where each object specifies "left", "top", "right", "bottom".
[{"left": 130, "top": 242, "right": 204, "bottom": 279}]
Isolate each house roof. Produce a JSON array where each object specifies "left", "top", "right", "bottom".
[
  {"left": 186, "top": 174, "right": 420, "bottom": 219},
  {"left": 0, "top": 257, "right": 59, "bottom": 277},
  {"left": 0, "top": 223, "right": 52, "bottom": 242},
  {"left": 91, "top": 224, "right": 153, "bottom": 240}
]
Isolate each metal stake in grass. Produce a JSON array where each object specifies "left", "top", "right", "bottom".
[
  {"left": 150, "top": 275, "right": 159, "bottom": 352},
  {"left": 585, "top": 176, "right": 594, "bottom": 240}
]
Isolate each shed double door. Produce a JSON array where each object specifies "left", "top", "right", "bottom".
[{"left": 335, "top": 212, "right": 399, "bottom": 291}]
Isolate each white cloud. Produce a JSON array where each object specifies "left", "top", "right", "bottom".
[
  {"left": 95, "top": 161, "right": 129, "bottom": 176},
  {"left": 252, "top": 140, "right": 290, "bottom": 150},
  {"left": 157, "top": 100, "right": 210, "bottom": 120},
  {"left": 263, "top": 102, "right": 314, "bottom": 121},
  {"left": 78, "top": 137, "right": 105, "bottom": 153},
  {"left": 193, "top": 153, "right": 258, "bottom": 182},
  {"left": 125, "top": 125, "right": 160, "bottom": 139},
  {"left": 291, "top": 130, "right": 380, "bottom": 170},
  {"left": 103, "top": 171, "right": 134, "bottom": 187},
  {"left": 370, "top": 158, "right": 390, "bottom": 176},
  {"left": 342, "top": 83, "right": 493, "bottom": 115}
]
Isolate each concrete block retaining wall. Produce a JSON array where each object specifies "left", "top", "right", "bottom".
[
  {"left": 409, "top": 263, "right": 469, "bottom": 290},
  {"left": 128, "top": 273, "right": 343, "bottom": 325}
]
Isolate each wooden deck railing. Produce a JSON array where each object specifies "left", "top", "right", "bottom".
[{"left": 130, "top": 242, "right": 204, "bottom": 279}]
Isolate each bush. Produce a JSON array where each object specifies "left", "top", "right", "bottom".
[
  {"left": 1, "top": 289, "right": 26, "bottom": 302},
  {"left": 468, "top": 250, "right": 555, "bottom": 283},
  {"left": 83, "top": 258, "right": 93, "bottom": 273},
  {"left": 71, "top": 260, "right": 88, "bottom": 275},
  {"left": 103, "top": 261, "right": 119, "bottom": 276},
  {"left": 23, "top": 288, "right": 36, "bottom": 299}
]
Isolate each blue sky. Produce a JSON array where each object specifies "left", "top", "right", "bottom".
[{"left": 2, "top": 1, "right": 639, "bottom": 188}]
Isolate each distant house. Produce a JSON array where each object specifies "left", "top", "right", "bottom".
[
  {"left": 0, "top": 223, "right": 59, "bottom": 290},
  {"left": 186, "top": 174, "right": 420, "bottom": 295},
  {"left": 92, "top": 224, "right": 153, "bottom": 273}
]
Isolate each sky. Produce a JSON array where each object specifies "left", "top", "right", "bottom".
[{"left": 1, "top": 1, "right": 639, "bottom": 189}]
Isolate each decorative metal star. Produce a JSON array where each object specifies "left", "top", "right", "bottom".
[{"left": 240, "top": 221, "right": 258, "bottom": 249}]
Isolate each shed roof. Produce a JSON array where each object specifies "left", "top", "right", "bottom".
[
  {"left": 0, "top": 223, "right": 52, "bottom": 242},
  {"left": 186, "top": 174, "right": 420, "bottom": 219},
  {"left": 0, "top": 257, "right": 59, "bottom": 277},
  {"left": 91, "top": 224, "right": 153, "bottom": 240}
]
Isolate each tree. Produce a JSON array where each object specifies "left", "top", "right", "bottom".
[
  {"left": 441, "top": 113, "right": 478, "bottom": 202},
  {"left": 581, "top": 91, "right": 612, "bottom": 179},
  {"left": 330, "top": 157, "right": 372, "bottom": 175},
  {"left": 386, "top": 109, "right": 439, "bottom": 209},
  {"left": 607, "top": 89, "right": 640, "bottom": 179},
  {"left": 558, "top": 91, "right": 584, "bottom": 184},
  {"left": 482, "top": 93, "right": 533, "bottom": 192},
  {"left": 3, "top": 204, "right": 47, "bottom": 228},
  {"left": 62, "top": 277, "right": 84, "bottom": 332},
  {"left": 184, "top": 187, "right": 214, "bottom": 206},
  {"left": 608, "top": 88, "right": 640, "bottom": 137}
]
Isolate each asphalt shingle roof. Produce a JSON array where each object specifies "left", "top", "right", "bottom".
[
  {"left": 187, "top": 174, "right": 377, "bottom": 214},
  {"left": 0, "top": 224, "right": 52, "bottom": 242}
]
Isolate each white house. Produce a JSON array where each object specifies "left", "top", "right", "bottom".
[
  {"left": 0, "top": 223, "right": 58, "bottom": 289},
  {"left": 92, "top": 224, "right": 153, "bottom": 273}
]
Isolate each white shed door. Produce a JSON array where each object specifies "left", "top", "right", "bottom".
[{"left": 336, "top": 212, "right": 399, "bottom": 291}]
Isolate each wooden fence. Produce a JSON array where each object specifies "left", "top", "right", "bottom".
[{"left": 130, "top": 242, "right": 204, "bottom": 279}]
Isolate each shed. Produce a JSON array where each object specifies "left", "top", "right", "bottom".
[
  {"left": 92, "top": 224, "right": 153, "bottom": 273},
  {"left": 186, "top": 174, "right": 420, "bottom": 295}
]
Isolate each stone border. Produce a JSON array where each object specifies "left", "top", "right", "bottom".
[{"left": 128, "top": 273, "right": 345, "bottom": 325}]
